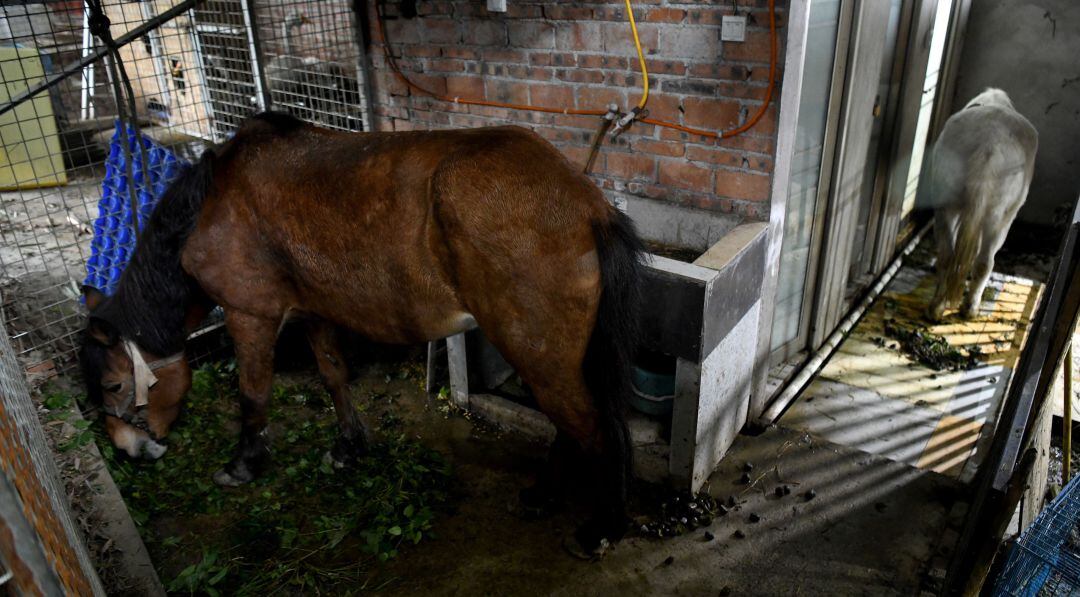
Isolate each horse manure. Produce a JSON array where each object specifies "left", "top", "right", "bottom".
[
  {"left": 804, "top": 489, "right": 817, "bottom": 501},
  {"left": 716, "top": 503, "right": 729, "bottom": 516},
  {"left": 742, "top": 462, "right": 754, "bottom": 472},
  {"left": 783, "top": 485, "right": 792, "bottom": 496},
  {"left": 733, "top": 529, "right": 746, "bottom": 539},
  {"left": 719, "top": 587, "right": 732, "bottom": 596},
  {"left": 739, "top": 472, "right": 751, "bottom": 484},
  {"left": 662, "top": 555, "right": 675, "bottom": 567},
  {"left": 748, "top": 513, "right": 761, "bottom": 523},
  {"left": 727, "top": 495, "right": 737, "bottom": 507},
  {"left": 697, "top": 515, "right": 713, "bottom": 527},
  {"left": 704, "top": 531, "right": 715, "bottom": 541},
  {"left": 875, "top": 502, "right": 887, "bottom": 513}
]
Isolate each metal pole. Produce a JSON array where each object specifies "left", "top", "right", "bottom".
[
  {"left": 240, "top": 0, "right": 272, "bottom": 112},
  {"left": 1065, "top": 343, "right": 1073, "bottom": 484}
]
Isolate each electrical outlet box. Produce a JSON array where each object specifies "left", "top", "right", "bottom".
[
  {"left": 721, "top": 15, "right": 747, "bottom": 42},
  {"left": 486, "top": 0, "right": 507, "bottom": 12}
]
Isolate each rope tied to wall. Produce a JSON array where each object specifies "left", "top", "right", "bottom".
[{"left": 84, "top": 0, "right": 152, "bottom": 239}]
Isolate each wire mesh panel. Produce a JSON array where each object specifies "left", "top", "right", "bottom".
[
  {"left": 994, "top": 475, "right": 1080, "bottom": 595},
  {"left": 0, "top": 1, "right": 370, "bottom": 382},
  {"left": 254, "top": 0, "right": 367, "bottom": 131},
  {"left": 190, "top": 0, "right": 261, "bottom": 141}
]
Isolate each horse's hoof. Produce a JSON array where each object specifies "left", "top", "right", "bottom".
[
  {"left": 213, "top": 465, "right": 254, "bottom": 487},
  {"left": 563, "top": 533, "right": 610, "bottom": 561},
  {"left": 326, "top": 435, "right": 365, "bottom": 470},
  {"left": 142, "top": 439, "right": 167, "bottom": 460}
]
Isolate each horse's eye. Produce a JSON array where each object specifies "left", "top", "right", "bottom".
[{"left": 103, "top": 382, "right": 122, "bottom": 393}]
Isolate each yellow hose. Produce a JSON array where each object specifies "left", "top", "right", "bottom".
[{"left": 624, "top": 0, "right": 649, "bottom": 110}]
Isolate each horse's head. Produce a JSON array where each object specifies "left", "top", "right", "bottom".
[{"left": 79, "top": 286, "right": 191, "bottom": 460}]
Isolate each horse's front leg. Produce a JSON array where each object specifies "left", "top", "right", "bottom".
[
  {"left": 213, "top": 311, "right": 278, "bottom": 487},
  {"left": 306, "top": 320, "right": 369, "bottom": 468}
]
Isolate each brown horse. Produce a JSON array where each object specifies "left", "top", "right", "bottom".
[{"left": 79, "top": 112, "right": 644, "bottom": 552}]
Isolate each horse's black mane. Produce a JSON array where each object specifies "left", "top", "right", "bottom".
[
  {"left": 80, "top": 111, "right": 303, "bottom": 399},
  {"left": 92, "top": 147, "right": 216, "bottom": 356}
]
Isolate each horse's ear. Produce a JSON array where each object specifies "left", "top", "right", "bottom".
[
  {"left": 86, "top": 316, "right": 119, "bottom": 347},
  {"left": 82, "top": 285, "right": 107, "bottom": 311}
]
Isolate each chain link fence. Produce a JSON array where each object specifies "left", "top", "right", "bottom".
[{"left": 0, "top": 1, "right": 372, "bottom": 382}]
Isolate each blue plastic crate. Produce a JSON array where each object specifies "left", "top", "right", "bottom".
[
  {"left": 84, "top": 122, "right": 188, "bottom": 296},
  {"left": 994, "top": 475, "right": 1080, "bottom": 596}
]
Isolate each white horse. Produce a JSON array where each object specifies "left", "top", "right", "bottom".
[{"left": 926, "top": 88, "right": 1038, "bottom": 320}]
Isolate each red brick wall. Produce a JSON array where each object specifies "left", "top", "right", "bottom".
[{"left": 366, "top": 0, "right": 786, "bottom": 220}]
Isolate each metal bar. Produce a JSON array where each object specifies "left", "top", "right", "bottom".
[
  {"left": 79, "top": 3, "right": 95, "bottom": 121},
  {"left": 1066, "top": 343, "right": 1073, "bottom": 484},
  {"left": 0, "top": 0, "right": 206, "bottom": 118},
  {"left": 240, "top": 0, "right": 272, "bottom": 112}
]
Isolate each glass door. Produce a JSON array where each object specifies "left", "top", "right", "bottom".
[{"left": 770, "top": 0, "right": 848, "bottom": 357}]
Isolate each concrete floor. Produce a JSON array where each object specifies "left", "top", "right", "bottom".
[{"left": 368, "top": 412, "right": 959, "bottom": 596}]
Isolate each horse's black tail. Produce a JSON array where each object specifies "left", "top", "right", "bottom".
[{"left": 583, "top": 208, "right": 646, "bottom": 527}]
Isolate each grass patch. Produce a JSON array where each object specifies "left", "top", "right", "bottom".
[{"left": 81, "top": 360, "right": 451, "bottom": 595}]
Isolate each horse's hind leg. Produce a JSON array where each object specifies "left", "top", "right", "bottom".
[
  {"left": 214, "top": 310, "right": 277, "bottom": 486},
  {"left": 928, "top": 210, "right": 958, "bottom": 321},
  {"left": 305, "top": 320, "right": 369, "bottom": 468}
]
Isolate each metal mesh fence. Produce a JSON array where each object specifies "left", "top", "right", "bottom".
[{"left": 0, "top": 1, "right": 370, "bottom": 382}]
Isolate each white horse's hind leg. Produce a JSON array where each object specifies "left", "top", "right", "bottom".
[
  {"left": 961, "top": 203, "right": 1021, "bottom": 318},
  {"left": 928, "top": 210, "right": 959, "bottom": 321}
]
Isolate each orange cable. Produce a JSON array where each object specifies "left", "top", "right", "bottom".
[{"left": 374, "top": 0, "right": 778, "bottom": 141}]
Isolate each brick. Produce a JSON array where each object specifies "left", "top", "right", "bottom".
[
  {"left": 443, "top": 47, "right": 480, "bottom": 60},
  {"left": 723, "top": 31, "right": 773, "bottom": 63},
  {"left": 687, "top": 7, "right": 728, "bottom": 26},
  {"left": 486, "top": 79, "right": 530, "bottom": 104},
  {"left": 556, "top": 22, "right": 602, "bottom": 51},
  {"left": 577, "top": 86, "right": 626, "bottom": 112},
  {"left": 463, "top": 20, "right": 506, "bottom": 46},
  {"left": 508, "top": 21, "right": 556, "bottom": 49},
  {"left": 403, "top": 45, "right": 441, "bottom": 58},
  {"left": 530, "top": 84, "right": 574, "bottom": 109},
  {"left": 506, "top": 3, "right": 543, "bottom": 19},
  {"left": 577, "top": 54, "right": 628, "bottom": 70},
  {"left": 646, "top": 8, "right": 686, "bottom": 23},
  {"left": 633, "top": 138, "right": 685, "bottom": 157},
  {"left": 545, "top": 6, "right": 593, "bottom": 20},
  {"left": 686, "top": 145, "right": 742, "bottom": 168},
  {"left": 603, "top": 22, "right": 659, "bottom": 55},
  {"left": 605, "top": 152, "right": 657, "bottom": 181},
  {"left": 424, "top": 19, "right": 460, "bottom": 44},
  {"left": 715, "top": 169, "right": 771, "bottom": 202},
  {"left": 659, "top": 26, "right": 720, "bottom": 60},
  {"left": 383, "top": 18, "right": 421, "bottom": 44},
  {"left": 561, "top": 145, "right": 590, "bottom": 167},
  {"left": 644, "top": 58, "right": 687, "bottom": 76},
  {"left": 410, "top": 73, "right": 447, "bottom": 96},
  {"left": 446, "top": 76, "right": 485, "bottom": 99},
  {"left": 643, "top": 93, "right": 683, "bottom": 122},
  {"left": 683, "top": 97, "right": 741, "bottom": 132},
  {"left": 659, "top": 160, "right": 712, "bottom": 191},
  {"left": 483, "top": 48, "right": 528, "bottom": 63},
  {"left": 555, "top": 69, "right": 605, "bottom": 84},
  {"left": 427, "top": 58, "right": 464, "bottom": 73},
  {"left": 689, "top": 63, "right": 751, "bottom": 81}
]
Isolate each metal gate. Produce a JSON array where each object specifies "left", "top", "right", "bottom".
[{"left": 0, "top": 1, "right": 373, "bottom": 380}]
